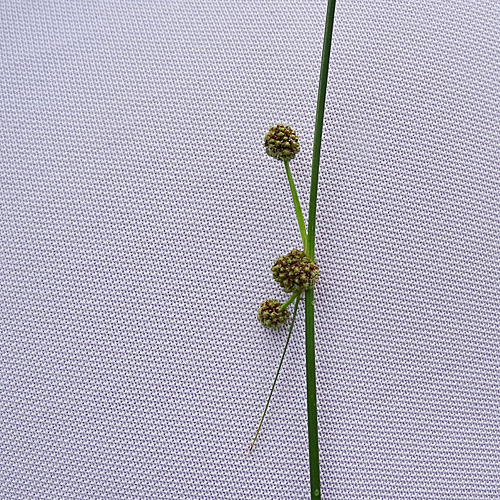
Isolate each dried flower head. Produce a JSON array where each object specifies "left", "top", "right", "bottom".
[
  {"left": 264, "top": 124, "right": 300, "bottom": 162},
  {"left": 257, "top": 299, "right": 290, "bottom": 329},
  {"left": 272, "top": 249, "right": 319, "bottom": 294}
]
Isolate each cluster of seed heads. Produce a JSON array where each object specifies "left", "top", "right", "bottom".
[
  {"left": 257, "top": 299, "right": 290, "bottom": 329},
  {"left": 258, "top": 125, "right": 319, "bottom": 329},
  {"left": 272, "top": 249, "right": 319, "bottom": 294},
  {"left": 264, "top": 124, "right": 300, "bottom": 162},
  {"left": 258, "top": 248, "right": 320, "bottom": 329}
]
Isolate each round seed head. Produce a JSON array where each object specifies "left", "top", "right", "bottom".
[
  {"left": 257, "top": 299, "right": 290, "bottom": 329},
  {"left": 264, "top": 124, "right": 300, "bottom": 162},
  {"left": 272, "top": 249, "right": 320, "bottom": 294}
]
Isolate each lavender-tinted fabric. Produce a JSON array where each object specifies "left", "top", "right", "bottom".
[{"left": 1, "top": 1, "right": 499, "bottom": 498}]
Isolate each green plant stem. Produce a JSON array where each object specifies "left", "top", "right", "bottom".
[
  {"left": 279, "top": 292, "right": 299, "bottom": 311},
  {"left": 304, "top": 289, "right": 320, "bottom": 498},
  {"left": 249, "top": 295, "right": 301, "bottom": 453},
  {"left": 284, "top": 160, "right": 308, "bottom": 254},
  {"left": 305, "top": 0, "right": 337, "bottom": 498},
  {"left": 308, "top": 0, "right": 337, "bottom": 262}
]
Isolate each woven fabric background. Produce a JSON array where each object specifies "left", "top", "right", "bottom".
[{"left": 1, "top": 0, "right": 499, "bottom": 498}]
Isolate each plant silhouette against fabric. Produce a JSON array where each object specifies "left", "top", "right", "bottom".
[{"left": 250, "top": 2, "right": 337, "bottom": 497}]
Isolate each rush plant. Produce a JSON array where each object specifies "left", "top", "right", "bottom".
[{"left": 250, "top": 1, "right": 338, "bottom": 498}]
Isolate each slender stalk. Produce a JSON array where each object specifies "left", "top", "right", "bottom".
[
  {"left": 284, "top": 160, "right": 308, "bottom": 254},
  {"left": 308, "top": 0, "right": 337, "bottom": 262},
  {"left": 279, "top": 291, "right": 299, "bottom": 311},
  {"left": 305, "top": 0, "right": 337, "bottom": 498},
  {"left": 304, "top": 289, "right": 320, "bottom": 498},
  {"left": 249, "top": 295, "right": 301, "bottom": 453}
]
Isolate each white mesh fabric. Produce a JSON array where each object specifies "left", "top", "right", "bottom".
[{"left": 1, "top": 0, "right": 499, "bottom": 498}]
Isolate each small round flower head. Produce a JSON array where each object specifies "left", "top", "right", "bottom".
[
  {"left": 264, "top": 124, "right": 300, "bottom": 162},
  {"left": 272, "top": 249, "right": 320, "bottom": 294},
  {"left": 257, "top": 299, "right": 290, "bottom": 329}
]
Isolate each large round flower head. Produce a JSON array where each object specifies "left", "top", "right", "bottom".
[
  {"left": 257, "top": 299, "right": 290, "bottom": 329},
  {"left": 272, "top": 249, "right": 320, "bottom": 294},
  {"left": 264, "top": 124, "right": 300, "bottom": 162}
]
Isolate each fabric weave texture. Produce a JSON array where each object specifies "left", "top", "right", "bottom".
[{"left": 1, "top": 0, "right": 499, "bottom": 498}]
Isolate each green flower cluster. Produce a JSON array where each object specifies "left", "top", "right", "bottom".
[
  {"left": 258, "top": 249, "right": 320, "bottom": 328},
  {"left": 257, "top": 299, "right": 290, "bottom": 329},
  {"left": 264, "top": 124, "right": 300, "bottom": 162},
  {"left": 272, "top": 249, "right": 319, "bottom": 294}
]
